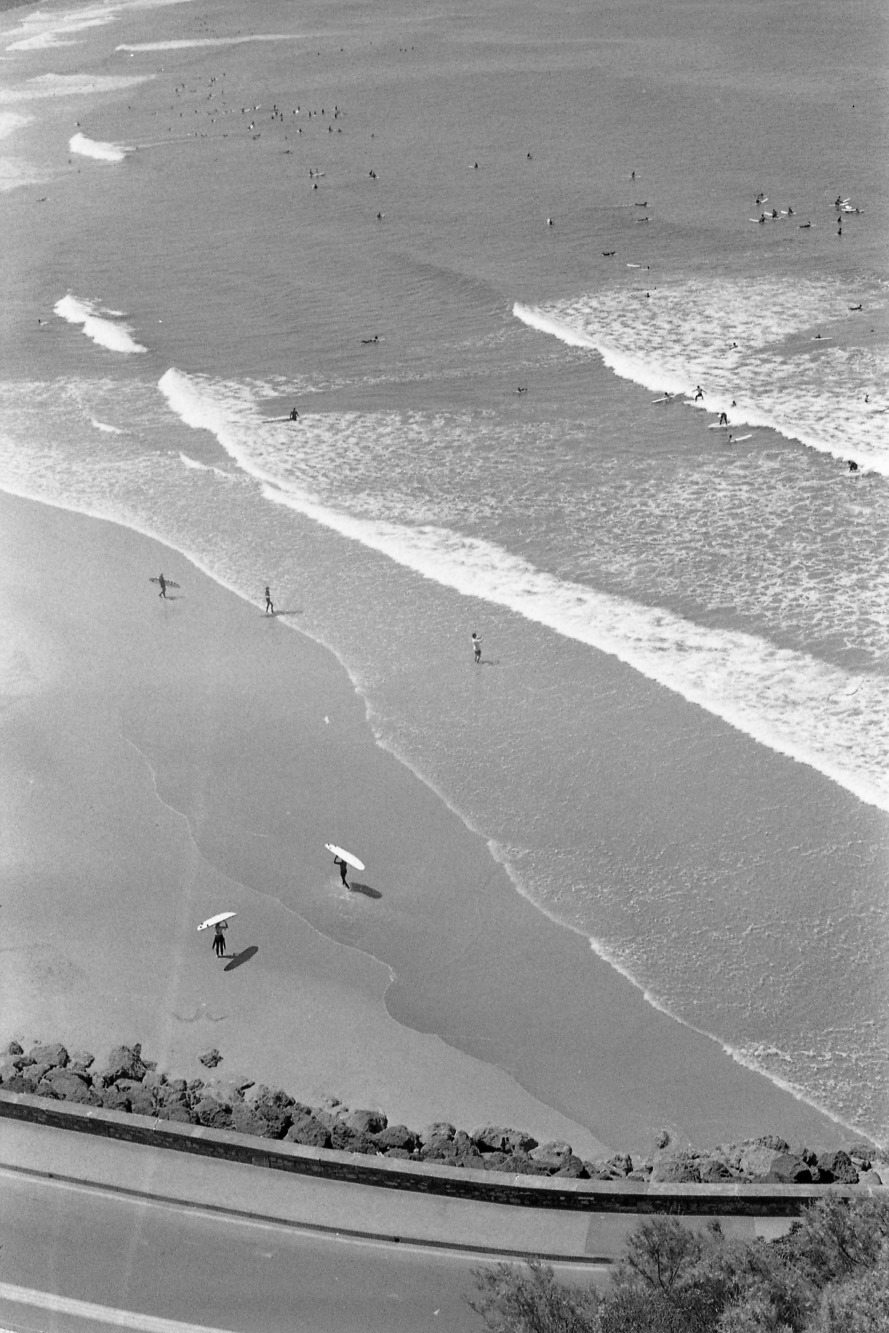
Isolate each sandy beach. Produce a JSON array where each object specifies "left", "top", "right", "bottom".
[{"left": 0, "top": 488, "right": 858, "bottom": 1157}]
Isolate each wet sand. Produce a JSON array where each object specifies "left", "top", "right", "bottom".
[{"left": 0, "top": 489, "right": 854, "bottom": 1157}]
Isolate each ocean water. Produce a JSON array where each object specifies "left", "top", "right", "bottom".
[{"left": 1, "top": 0, "right": 888, "bottom": 1142}]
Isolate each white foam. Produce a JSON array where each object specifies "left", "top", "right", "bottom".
[
  {"left": 514, "top": 279, "right": 889, "bottom": 473},
  {"left": 68, "top": 132, "right": 132, "bottom": 163},
  {"left": 90, "top": 418, "right": 124, "bottom": 434},
  {"left": 55, "top": 295, "right": 147, "bottom": 354},
  {"left": 178, "top": 452, "right": 231, "bottom": 479},
  {"left": 117, "top": 35, "right": 300, "bottom": 52},
  {"left": 158, "top": 367, "right": 889, "bottom": 815},
  {"left": 5, "top": 9, "right": 114, "bottom": 52},
  {"left": 0, "top": 74, "right": 151, "bottom": 103},
  {"left": 0, "top": 111, "right": 31, "bottom": 140},
  {"left": 0, "top": 156, "right": 48, "bottom": 191}
]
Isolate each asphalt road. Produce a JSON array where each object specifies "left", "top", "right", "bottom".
[{"left": 0, "top": 1169, "right": 606, "bottom": 1333}]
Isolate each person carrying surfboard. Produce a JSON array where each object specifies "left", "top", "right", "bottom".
[
  {"left": 157, "top": 573, "right": 167, "bottom": 599},
  {"left": 212, "top": 920, "right": 228, "bottom": 957},
  {"left": 333, "top": 855, "right": 349, "bottom": 887},
  {"left": 471, "top": 631, "right": 482, "bottom": 664}
]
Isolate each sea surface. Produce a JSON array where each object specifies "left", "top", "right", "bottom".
[{"left": 2, "top": 0, "right": 888, "bottom": 1143}]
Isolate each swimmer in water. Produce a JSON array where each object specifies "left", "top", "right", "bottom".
[{"left": 848, "top": 460, "right": 859, "bottom": 472}]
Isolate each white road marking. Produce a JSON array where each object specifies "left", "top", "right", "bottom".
[{"left": 0, "top": 1282, "right": 235, "bottom": 1333}]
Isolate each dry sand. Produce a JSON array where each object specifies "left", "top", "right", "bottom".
[{"left": 0, "top": 490, "right": 852, "bottom": 1159}]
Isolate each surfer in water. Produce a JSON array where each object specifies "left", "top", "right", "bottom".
[
  {"left": 471, "top": 631, "right": 482, "bottom": 664},
  {"left": 212, "top": 920, "right": 228, "bottom": 957},
  {"left": 694, "top": 385, "right": 704, "bottom": 401},
  {"left": 718, "top": 411, "right": 729, "bottom": 426},
  {"left": 264, "top": 585, "right": 274, "bottom": 615},
  {"left": 333, "top": 855, "right": 349, "bottom": 888},
  {"left": 289, "top": 407, "right": 299, "bottom": 420},
  {"left": 157, "top": 573, "right": 167, "bottom": 599},
  {"left": 848, "top": 460, "right": 859, "bottom": 473}
]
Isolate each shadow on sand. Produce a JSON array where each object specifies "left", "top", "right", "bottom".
[
  {"left": 263, "top": 609, "right": 301, "bottom": 617},
  {"left": 224, "top": 945, "right": 258, "bottom": 972},
  {"left": 348, "top": 882, "right": 382, "bottom": 900}
]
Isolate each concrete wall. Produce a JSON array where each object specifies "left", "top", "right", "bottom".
[{"left": 1, "top": 1091, "right": 885, "bottom": 1218}]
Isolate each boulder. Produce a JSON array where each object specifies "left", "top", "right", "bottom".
[
  {"left": 471, "top": 1125, "right": 538, "bottom": 1154},
  {"left": 345, "top": 1109, "right": 387, "bottom": 1136},
  {"left": 847, "top": 1143, "right": 874, "bottom": 1168},
  {"left": 766, "top": 1153, "right": 813, "bottom": 1184},
  {"left": 0, "top": 1061, "right": 20, "bottom": 1085},
  {"left": 101, "top": 1044, "right": 146, "bottom": 1083},
  {"left": 737, "top": 1145, "right": 783, "bottom": 1179},
  {"left": 198, "top": 1049, "right": 223, "bottom": 1069},
  {"left": 27, "top": 1043, "right": 68, "bottom": 1069},
  {"left": 68, "top": 1051, "right": 94, "bottom": 1070},
  {"left": 155, "top": 1103, "right": 195, "bottom": 1124},
  {"left": 420, "top": 1122, "right": 456, "bottom": 1145},
  {"left": 128, "top": 1087, "right": 157, "bottom": 1117},
  {"left": 27, "top": 1062, "right": 54, "bottom": 1085},
  {"left": 421, "top": 1135, "right": 460, "bottom": 1162},
  {"left": 165, "top": 1079, "right": 189, "bottom": 1095},
  {"left": 37, "top": 1070, "right": 99, "bottom": 1105},
  {"left": 373, "top": 1124, "right": 418, "bottom": 1152},
  {"left": 654, "top": 1130, "right": 671, "bottom": 1150},
  {"left": 285, "top": 1112, "right": 332, "bottom": 1148},
  {"left": 100, "top": 1085, "right": 132, "bottom": 1113},
  {"left": 250, "top": 1089, "right": 295, "bottom": 1139},
  {"left": 329, "top": 1121, "right": 377, "bottom": 1154},
  {"left": 383, "top": 1148, "right": 414, "bottom": 1160},
  {"left": 6, "top": 1042, "right": 23, "bottom": 1056},
  {"left": 698, "top": 1158, "right": 735, "bottom": 1183},
  {"left": 200, "top": 1079, "right": 244, "bottom": 1106},
  {"left": 529, "top": 1141, "right": 573, "bottom": 1170},
  {"left": 650, "top": 1158, "right": 702, "bottom": 1184},
  {"left": 626, "top": 1168, "right": 654, "bottom": 1181},
  {"left": 141, "top": 1070, "right": 166, "bottom": 1091},
  {"left": 858, "top": 1170, "right": 883, "bottom": 1186},
  {"left": 194, "top": 1096, "right": 232, "bottom": 1130},
  {"left": 227, "top": 1103, "right": 267, "bottom": 1137},
  {"left": 504, "top": 1153, "right": 552, "bottom": 1177},
  {"left": 480, "top": 1152, "right": 510, "bottom": 1171},
  {"left": 816, "top": 1150, "right": 859, "bottom": 1185},
  {"left": 554, "top": 1155, "right": 587, "bottom": 1178},
  {"left": 3, "top": 1075, "right": 36, "bottom": 1094}
]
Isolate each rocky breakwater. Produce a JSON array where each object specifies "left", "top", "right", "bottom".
[{"left": 1, "top": 1041, "right": 886, "bottom": 1187}]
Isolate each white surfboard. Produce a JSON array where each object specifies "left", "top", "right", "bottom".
[
  {"left": 149, "top": 577, "right": 180, "bottom": 588},
  {"left": 197, "top": 911, "right": 237, "bottom": 932},
  {"left": 730, "top": 434, "right": 753, "bottom": 442},
  {"left": 708, "top": 422, "right": 731, "bottom": 429},
  {"left": 325, "top": 843, "right": 365, "bottom": 871}
]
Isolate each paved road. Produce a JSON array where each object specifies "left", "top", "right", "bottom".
[{"left": 0, "top": 1169, "right": 606, "bottom": 1333}]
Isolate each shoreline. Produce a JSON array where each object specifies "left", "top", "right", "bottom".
[{"left": 0, "top": 487, "right": 868, "bottom": 1157}]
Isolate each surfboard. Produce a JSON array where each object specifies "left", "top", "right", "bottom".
[
  {"left": 149, "top": 577, "right": 180, "bottom": 588},
  {"left": 730, "top": 434, "right": 753, "bottom": 442},
  {"left": 325, "top": 843, "right": 365, "bottom": 872},
  {"left": 651, "top": 396, "right": 673, "bottom": 404},
  {"left": 708, "top": 423, "right": 731, "bottom": 429},
  {"left": 197, "top": 911, "right": 237, "bottom": 932}
]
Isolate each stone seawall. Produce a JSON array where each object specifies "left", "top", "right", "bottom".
[
  {"left": 2, "top": 1040, "right": 886, "bottom": 1199},
  {"left": 3, "top": 1090, "right": 887, "bottom": 1218}
]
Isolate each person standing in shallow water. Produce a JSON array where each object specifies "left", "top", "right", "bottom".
[
  {"left": 212, "top": 921, "right": 227, "bottom": 957},
  {"left": 264, "top": 585, "right": 274, "bottom": 615},
  {"left": 471, "top": 632, "right": 482, "bottom": 664}
]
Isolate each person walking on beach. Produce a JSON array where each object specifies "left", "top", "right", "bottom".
[
  {"left": 264, "top": 585, "right": 274, "bottom": 615},
  {"left": 333, "top": 855, "right": 349, "bottom": 888},
  {"left": 157, "top": 573, "right": 167, "bottom": 599},
  {"left": 212, "top": 920, "right": 228, "bottom": 957},
  {"left": 471, "top": 631, "right": 482, "bottom": 664}
]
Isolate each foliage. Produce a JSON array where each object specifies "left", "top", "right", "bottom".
[
  {"left": 468, "top": 1258, "right": 601, "bottom": 1333},
  {"left": 468, "top": 1197, "right": 889, "bottom": 1333}
]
